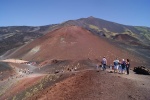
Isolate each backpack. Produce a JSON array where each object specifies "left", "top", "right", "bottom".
[{"left": 114, "top": 62, "right": 117, "bottom": 66}]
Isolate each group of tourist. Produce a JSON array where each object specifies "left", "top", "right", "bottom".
[{"left": 101, "top": 56, "right": 130, "bottom": 75}]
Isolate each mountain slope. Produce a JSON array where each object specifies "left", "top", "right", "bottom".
[
  {"left": 60, "top": 17, "right": 150, "bottom": 45},
  {"left": 0, "top": 25, "right": 56, "bottom": 54},
  {"left": 0, "top": 18, "right": 150, "bottom": 100},
  {"left": 5, "top": 26, "right": 147, "bottom": 67},
  {"left": 0, "top": 16, "right": 150, "bottom": 55},
  {"left": 0, "top": 17, "right": 150, "bottom": 67}
]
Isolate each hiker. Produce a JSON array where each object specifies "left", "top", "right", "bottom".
[
  {"left": 101, "top": 56, "right": 107, "bottom": 70},
  {"left": 118, "top": 61, "right": 122, "bottom": 73},
  {"left": 113, "top": 58, "right": 119, "bottom": 73},
  {"left": 126, "top": 59, "right": 130, "bottom": 75},
  {"left": 121, "top": 59, "right": 126, "bottom": 74}
]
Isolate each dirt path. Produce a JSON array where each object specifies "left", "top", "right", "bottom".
[
  {"left": 117, "top": 69, "right": 150, "bottom": 94},
  {"left": 29, "top": 69, "right": 150, "bottom": 100},
  {"left": 106, "top": 68, "right": 150, "bottom": 89}
]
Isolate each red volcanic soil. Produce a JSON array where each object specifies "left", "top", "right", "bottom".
[
  {"left": 0, "top": 74, "right": 45, "bottom": 99},
  {"left": 8, "top": 26, "right": 147, "bottom": 67},
  {"left": 29, "top": 70, "right": 150, "bottom": 100},
  {"left": 1, "top": 26, "right": 149, "bottom": 100}
]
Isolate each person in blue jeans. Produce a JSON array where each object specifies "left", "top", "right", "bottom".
[
  {"left": 121, "top": 59, "right": 126, "bottom": 74},
  {"left": 101, "top": 56, "right": 107, "bottom": 70},
  {"left": 113, "top": 58, "right": 119, "bottom": 73}
]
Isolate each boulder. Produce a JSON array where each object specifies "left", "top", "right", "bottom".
[{"left": 133, "top": 66, "right": 150, "bottom": 75}]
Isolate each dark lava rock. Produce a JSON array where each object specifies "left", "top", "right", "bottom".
[{"left": 133, "top": 66, "right": 150, "bottom": 75}]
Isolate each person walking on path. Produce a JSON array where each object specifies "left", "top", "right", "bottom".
[
  {"left": 126, "top": 59, "right": 130, "bottom": 75},
  {"left": 101, "top": 56, "right": 107, "bottom": 71}
]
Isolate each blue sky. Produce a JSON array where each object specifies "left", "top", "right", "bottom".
[{"left": 0, "top": 0, "right": 150, "bottom": 27}]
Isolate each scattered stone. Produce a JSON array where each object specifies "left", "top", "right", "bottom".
[
  {"left": 118, "top": 76, "right": 121, "bottom": 78},
  {"left": 109, "top": 71, "right": 113, "bottom": 73},
  {"left": 55, "top": 70, "right": 59, "bottom": 74},
  {"left": 97, "top": 70, "right": 100, "bottom": 72},
  {"left": 51, "top": 59, "right": 59, "bottom": 64},
  {"left": 128, "top": 95, "right": 136, "bottom": 99},
  {"left": 133, "top": 66, "right": 150, "bottom": 75},
  {"left": 74, "top": 67, "right": 77, "bottom": 71}
]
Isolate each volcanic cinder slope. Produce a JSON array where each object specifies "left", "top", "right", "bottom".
[
  {"left": 30, "top": 70, "right": 150, "bottom": 100},
  {"left": 0, "top": 25, "right": 150, "bottom": 100},
  {"left": 6, "top": 26, "right": 146, "bottom": 67}
]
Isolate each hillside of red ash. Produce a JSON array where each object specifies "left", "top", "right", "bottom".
[
  {"left": 7, "top": 26, "right": 148, "bottom": 67},
  {"left": 0, "top": 26, "right": 149, "bottom": 100}
]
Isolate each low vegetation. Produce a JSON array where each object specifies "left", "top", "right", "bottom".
[
  {"left": 13, "top": 74, "right": 62, "bottom": 100},
  {"left": 134, "top": 26, "right": 150, "bottom": 40}
]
